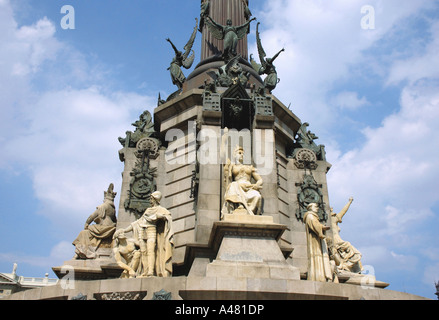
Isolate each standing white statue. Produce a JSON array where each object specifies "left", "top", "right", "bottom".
[
  {"left": 304, "top": 203, "right": 333, "bottom": 282},
  {"left": 114, "top": 191, "right": 174, "bottom": 278},
  {"left": 221, "top": 128, "right": 263, "bottom": 218}
]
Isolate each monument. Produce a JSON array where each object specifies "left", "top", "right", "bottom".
[{"left": 9, "top": 0, "right": 429, "bottom": 301}]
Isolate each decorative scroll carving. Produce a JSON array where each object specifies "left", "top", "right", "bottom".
[
  {"left": 98, "top": 292, "right": 144, "bottom": 300},
  {"left": 296, "top": 174, "right": 326, "bottom": 221},
  {"left": 124, "top": 138, "right": 159, "bottom": 217},
  {"left": 293, "top": 148, "right": 318, "bottom": 170}
]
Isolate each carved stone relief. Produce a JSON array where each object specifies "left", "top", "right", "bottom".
[
  {"left": 293, "top": 148, "right": 318, "bottom": 170},
  {"left": 296, "top": 174, "right": 326, "bottom": 221},
  {"left": 124, "top": 138, "right": 160, "bottom": 218},
  {"left": 97, "top": 292, "right": 145, "bottom": 300}
]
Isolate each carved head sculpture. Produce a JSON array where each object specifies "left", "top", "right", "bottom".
[
  {"left": 233, "top": 146, "right": 244, "bottom": 163},
  {"left": 307, "top": 203, "right": 319, "bottom": 213},
  {"left": 227, "top": 19, "right": 232, "bottom": 26},
  {"left": 150, "top": 191, "right": 162, "bottom": 206},
  {"left": 229, "top": 102, "right": 243, "bottom": 117}
]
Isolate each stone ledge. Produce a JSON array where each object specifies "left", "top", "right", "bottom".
[{"left": 3, "top": 276, "right": 430, "bottom": 300}]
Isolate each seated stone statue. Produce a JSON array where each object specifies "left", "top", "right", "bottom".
[
  {"left": 72, "top": 184, "right": 117, "bottom": 260},
  {"left": 221, "top": 129, "right": 263, "bottom": 218},
  {"left": 329, "top": 197, "right": 364, "bottom": 274},
  {"left": 114, "top": 191, "right": 174, "bottom": 278}
]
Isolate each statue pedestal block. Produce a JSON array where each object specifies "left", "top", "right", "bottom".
[
  {"left": 337, "top": 271, "right": 389, "bottom": 289},
  {"left": 52, "top": 249, "right": 122, "bottom": 281},
  {"left": 203, "top": 215, "right": 300, "bottom": 281},
  {"left": 222, "top": 213, "right": 274, "bottom": 224}
]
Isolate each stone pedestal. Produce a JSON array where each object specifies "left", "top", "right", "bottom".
[
  {"left": 337, "top": 271, "right": 389, "bottom": 289},
  {"left": 52, "top": 248, "right": 121, "bottom": 281},
  {"left": 198, "top": 215, "right": 300, "bottom": 281}
]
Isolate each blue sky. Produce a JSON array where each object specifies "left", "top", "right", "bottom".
[{"left": 0, "top": 0, "right": 438, "bottom": 299}]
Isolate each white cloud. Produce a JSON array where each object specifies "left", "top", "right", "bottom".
[
  {"left": 330, "top": 91, "right": 369, "bottom": 110},
  {"left": 423, "top": 262, "right": 439, "bottom": 287},
  {"left": 0, "top": 241, "right": 73, "bottom": 272},
  {"left": 0, "top": 1, "right": 157, "bottom": 234},
  {"left": 3, "top": 86, "right": 156, "bottom": 231},
  {"left": 49, "top": 241, "right": 75, "bottom": 264},
  {"left": 328, "top": 82, "right": 439, "bottom": 229},
  {"left": 387, "top": 21, "right": 439, "bottom": 86},
  {"left": 325, "top": 54, "right": 439, "bottom": 292},
  {"left": 252, "top": 0, "right": 434, "bottom": 134},
  {"left": 251, "top": 2, "right": 438, "bottom": 291},
  {"left": 1, "top": 0, "right": 437, "bottom": 298}
]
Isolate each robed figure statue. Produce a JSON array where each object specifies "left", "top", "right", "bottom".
[
  {"left": 73, "top": 184, "right": 117, "bottom": 260},
  {"left": 221, "top": 128, "right": 263, "bottom": 218}
]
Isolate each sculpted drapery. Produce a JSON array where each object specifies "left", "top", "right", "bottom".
[
  {"left": 113, "top": 191, "right": 174, "bottom": 278},
  {"left": 304, "top": 203, "right": 332, "bottom": 282},
  {"left": 221, "top": 129, "right": 263, "bottom": 218},
  {"left": 73, "top": 184, "right": 117, "bottom": 260}
]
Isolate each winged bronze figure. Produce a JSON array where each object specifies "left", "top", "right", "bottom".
[
  {"left": 199, "top": 0, "right": 210, "bottom": 32},
  {"left": 167, "top": 18, "right": 198, "bottom": 90},
  {"left": 205, "top": 15, "right": 256, "bottom": 61},
  {"left": 250, "top": 22, "right": 284, "bottom": 93}
]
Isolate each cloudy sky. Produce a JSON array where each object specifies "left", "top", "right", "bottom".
[{"left": 0, "top": 0, "right": 438, "bottom": 299}]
